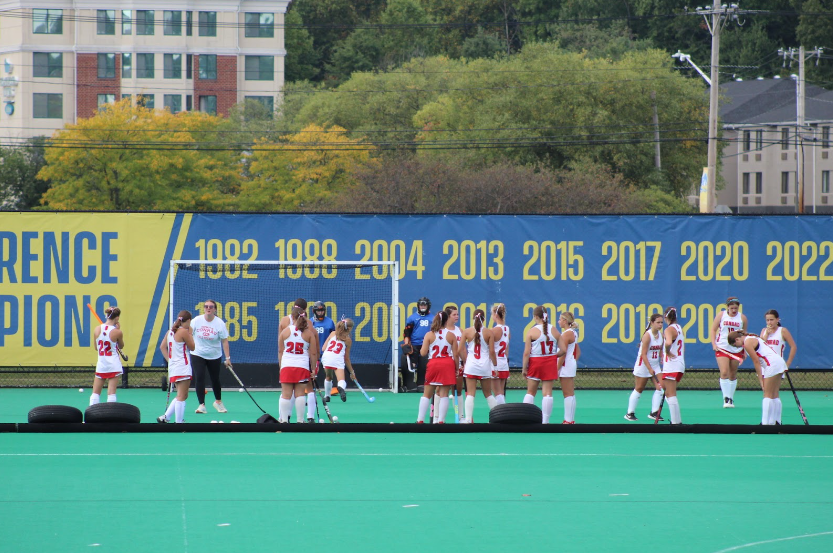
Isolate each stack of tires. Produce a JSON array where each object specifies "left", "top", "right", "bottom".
[{"left": 28, "top": 403, "right": 141, "bottom": 423}]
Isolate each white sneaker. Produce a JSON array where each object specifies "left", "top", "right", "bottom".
[
  {"left": 195, "top": 403, "right": 207, "bottom": 414},
  {"left": 213, "top": 401, "right": 227, "bottom": 413}
]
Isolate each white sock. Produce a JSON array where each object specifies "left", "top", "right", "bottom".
[
  {"left": 324, "top": 380, "right": 333, "bottom": 396},
  {"left": 486, "top": 395, "right": 497, "bottom": 410},
  {"left": 290, "top": 390, "right": 295, "bottom": 402},
  {"left": 433, "top": 394, "right": 440, "bottom": 423},
  {"left": 279, "top": 397, "right": 292, "bottom": 422},
  {"left": 651, "top": 389, "right": 663, "bottom": 413},
  {"left": 719, "top": 378, "right": 730, "bottom": 399},
  {"left": 774, "top": 398, "right": 782, "bottom": 424},
  {"left": 438, "top": 397, "right": 449, "bottom": 423},
  {"left": 495, "top": 394, "right": 506, "bottom": 404},
  {"left": 338, "top": 379, "right": 347, "bottom": 390},
  {"left": 465, "top": 395, "right": 475, "bottom": 423},
  {"left": 107, "top": 394, "right": 117, "bottom": 403},
  {"left": 89, "top": 393, "right": 100, "bottom": 406},
  {"left": 523, "top": 393, "right": 535, "bottom": 404},
  {"left": 667, "top": 396, "right": 681, "bottom": 424},
  {"left": 459, "top": 392, "right": 467, "bottom": 420},
  {"left": 295, "top": 395, "right": 307, "bottom": 422},
  {"left": 762, "top": 398, "right": 773, "bottom": 425},
  {"left": 627, "top": 390, "right": 641, "bottom": 415},
  {"left": 307, "top": 392, "right": 316, "bottom": 419},
  {"left": 564, "top": 395, "right": 576, "bottom": 422},
  {"left": 728, "top": 379, "right": 738, "bottom": 399},
  {"left": 542, "top": 396, "right": 553, "bottom": 424},
  {"left": 174, "top": 399, "right": 185, "bottom": 423},
  {"left": 417, "top": 396, "right": 430, "bottom": 422},
  {"left": 165, "top": 398, "right": 176, "bottom": 420}
]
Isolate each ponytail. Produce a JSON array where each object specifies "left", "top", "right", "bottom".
[
  {"left": 105, "top": 306, "right": 121, "bottom": 320},
  {"left": 336, "top": 318, "right": 353, "bottom": 341},
  {"left": 534, "top": 305, "right": 548, "bottom": 337},
  {"left": 172, "top": 310, "right": 192, "bottom": 332},
  {"left": 492, "top": 303, "right": 506, "bottom": 322},
  {"left": 664, "top": 306, "right": 677, "bottom": 324},
  {"left": 293, "top": 306, "right": 308, "bottom": 331},
  {"left": 473, "top": 309, "right": 485, "bottom": 347},
  {"left": 561, "top": 311, "right": 578, "bottom": 330},
  {"left": 431, "top": 311, "right": 448, "bottom": 333}
]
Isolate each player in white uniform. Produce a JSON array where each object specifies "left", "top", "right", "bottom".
[
  {"left": 729, "top": 331, "right": 788, "bottom": 425},
  {"left": 436, "top": 306, "right": 465, "bottom": 423},
  {"left": 278, "top": 306, "right": 319, "bottom": 423},
  {"left": 661, "top": 307, "right": 686, "bottom": 425},
  {"left": 90, "top": 306, "right": 125, "bottom": 406},
  {"left": 157, "top": 310, "right": 196, "bottom": 423},
  {"left": 522, "top": 305, "right": 567, "bottom": 424},
  {"left": 759, "top": 309, "right": 797, "bottom": 424},
  {"left": 320, "top": 318, "right": 357, "bottom": 402},
  {"left": 709, "top": 297, "right": 748, "bottom": 408},
  {"left": 625, "top": 313, "right": 665, "bottom": 421},
  {"left": 460, "top": 309, "right": 498, "bottom": 424},
  {"left": 277, "top": 298, "right": 317, "bottom": 422},
  {"left": 489, "top": 303, "right": 510, "bottom": 405},
  {"left": 417, "top": 311, "right": 459, "bottom": 423},
  {"left": 557, "top": 312, "right": 581, "bottom": 424}
]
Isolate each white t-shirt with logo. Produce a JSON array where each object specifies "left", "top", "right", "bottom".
[{"left": 191, "top": 315, "right": 229, "bottom": 360}]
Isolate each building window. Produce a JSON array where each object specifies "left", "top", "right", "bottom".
[
  {"left": 198, "top": 55, "right": 217, "bottom": 80},
  {"left": 186, "top": 55, "right": 193, "bottom": 79},
  {"left": 122, "top": 53, "right": 132, "bottom": 78},
  {"left": 164, "top": 54, "right": 182, "bottom": 79},
  {"left": 186, "top": 12, "right": 193, "bottom": 36},
  {"left": 97, "top": 53, "right": 116, "bottom": 79},
  {"left": 823, "top": 171, "right": 830, "bottom": 194},
  {"left": 137, "top": 54, "right": 154, "bottom": 78},
  {"left": 122, "top": 94, "right": 132, "bottom": 102},
  {"left": 164, "top": 11, "right": 182, "bottom": 36},
  {"left": 823, "top": 127, "right": 830, "bottom": 149},
  {"left": 742, "top": 173, "right": 750, "bottom": 195},
  {"left": 137, "top": 10, "right": 155, "bottom": 35},
  {"left": 33, "top": 93, "right": 63, "bottom": 118},
  {"left": 97, "top": 94, "right": 115, "bottom": 108},
  {"left": 245, "top": 13, "right": 274, "bottom": 37},
  {"left": 186, "top": 95, "right": 193, "bottom": 111},
  {"left": 138, "top": 94, "right": 154, "bottom": 109},
  {"left": 33, "top": 9, "right": 62, "bottom": 34},
  {"left": 781, "top": 172, "right": 790, "bottom": 194},
  {"left": 245, "top": 56, "right": 274, "bottom": 81},
  {"left": 755, "top": 130, "right": 763, "bottom": 150},
  {"left": 755, "top": 173, "right": 763, "bottom": 194},
  {"left": 245, "top": 96, "right": 275, "bottom": 114},
  {"left": 199, "top": 12, "right": 217, "bottom": 36},
  {"left": 200, "top": 95, "right": 217, "bottom": 115},
  {"left": 33, "top": 53, "right": 63, "bottom": 78},
  {"left": 781, "top": 128, "right": 790, "bottom": 150},
  {"left": 122, "top": 10, "right": 132, "bottom": 34},
  {"left": 742, "top": 131, "right": 750, "bottom": 152},
  {"left": 164, "top": 94, "right": 182, "bottom": 113},
  {"left": 97, "top": 10, "right": 116, "bottom": 35}
]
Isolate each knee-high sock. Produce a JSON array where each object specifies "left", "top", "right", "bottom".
[
  {"left": 627, "top": 390, "right": 641, "bottom": 415},
  {"left": 762, "top": 398, "right": 773, "bottom": 425},
  {"left": 324, "top": 380, "right": 333, "bottom": 396},
  {"left": 164, "top": 398, "right": 176, "bottom": 420},
  {"left": 774, "top": 398, "right": 782, "bottom": 423},
  {"left": 542, "top": 396, "right": 554, "bottom": 424},
  {"left": 728, "top": 379, "right": 738, "bottom": 399},
  {"left": 459, "top": 391, "right": 467, "bottom": 420},
  {"left": 495, "top": 394, "right": 506, "bottom": 404},
  {"left": 438, "top": 397, "right": 449, "bottom": 423},
  {"left": 523, "top": 393, "right": 535, "bottom": 404},
  {"left": 719, "top": 378, "right": 730, "bottom": 399},
  {"left": 651, "top": 389, "right": 664, "bottom": 413},
  {"left": 486, "top": 395, "right": 497, "bottom": 410},
  {"left": 338, "top": 379, "right": 347, "bottom": 390},
  {"left": 666, "top": 396, "right": 681, "bottom": 424},
  {"left": 174, "top": 399, "right": 186, "bottom": 423},
  {"left": 279, "top": 397, "right": 292, "bottom": 422},
  {"left": 307, "top": 392, "right": 316, "bottom": 419},
  {"left": 564, "top": 395, "right": 576, "bottom": 423},
  {"left": 107, "top": 394, "right": 117, "bottom": 403},
  {"left": 417, "top": 396, "right": 430, "bottom": 422},
  {"left": 465, "top": 395, "right": 475, "bottom": 423},
  {"left": 295, "top": 395, "right": 306, "bottom": 422},
  {"left": 89, "top": 393, "right": 100, "bottom": 406},
  {"left": 433, "top": 394, "right": 440, "bottom": 423}
]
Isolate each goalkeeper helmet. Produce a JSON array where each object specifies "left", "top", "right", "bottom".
[
  {"left": 312, "top": 301, "right": 326, "bottom": 320},
  {"left": 417, "top": 297, "right": 431, "bottom": 315}
]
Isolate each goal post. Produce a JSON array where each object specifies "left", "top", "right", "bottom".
[{"left": 169, "top": 260, "right": 400, "bottom": 391}]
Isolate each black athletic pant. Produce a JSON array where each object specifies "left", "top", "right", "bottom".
[
  {"left": 401, "top": 349, "right": 427, "bottom": 390},
  {"left": 192, "top": 355, "right": 222, "bottom": 405}
]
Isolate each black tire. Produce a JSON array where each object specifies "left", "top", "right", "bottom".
[
  {"left": 161, "top": 375, "right": 169, "bottom": 391},
  {"left": 489, "top": 403, "right": 543, "bottom": 424},
  {"left": 84, "top": 402, "right": 141, "bottom": 423},
  {"left": 28, "top": 405, "right": 83, "bottom": 423}
]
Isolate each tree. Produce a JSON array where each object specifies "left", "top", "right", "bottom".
[
  {"left": 284, "top": 8, "right": 320, "bottom": 82},
  {"left": 38, "top": 99, "right": 239, "bottom": 210},
  {"left": 0, "top": 138, "right": 49, "bottom": 210},
  {"left": 461, "top": 27, "right": 504, "bottom": 60}
]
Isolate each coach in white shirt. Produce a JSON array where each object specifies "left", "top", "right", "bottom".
[{"left": 191, "top": 299, "right": 232, "bottom": 414}]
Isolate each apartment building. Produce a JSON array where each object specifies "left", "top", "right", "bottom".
[
  {"left": 0, "top": 1, "right": 291, "bottom": 140},
  {"left": 717, "top": 78, "right": 833, "bottom": 213}
]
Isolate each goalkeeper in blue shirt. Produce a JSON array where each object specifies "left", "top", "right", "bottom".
[
  {"left": 402, "top": 297, "right": 432, "bottom": 392},
  {"left": 311, "top": 301, "right": 339, "bottom": 399}
]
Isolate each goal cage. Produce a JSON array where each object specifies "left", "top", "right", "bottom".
[{"left": 169, "top": 260, "right": 400, "bottom": 392}]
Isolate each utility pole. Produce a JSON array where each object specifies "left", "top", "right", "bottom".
[{"left": 652, "top": 91, "right": 661, "bottom": 170}]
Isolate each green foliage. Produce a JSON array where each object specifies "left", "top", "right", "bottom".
[
  {"left": 461, "top": 27, "right": 505, "bottom": 59},
  {"left": 284, "top": 8, "right": 320, "bottom": 82},
  {"left": 0, "top": 138, "right": 49, "bottom": 210}
]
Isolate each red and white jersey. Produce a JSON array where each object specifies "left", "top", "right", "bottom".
[
  {"left": 321, "top": 336, "right": 347, "bottom": 369},
  {"left": 763, "top": 327, "right": 785, "bottom": 358},
  {"left": 493, "top": 324, "right": 510, "bottom": 372},
  {"left": 716, "top": 310, "right": 744, "bottom": 353},
  {"left": 634, "top": 330, "right": 663, "bottom": 373},
  {"left": 428, "top": 329, "right": 454, "bottom": 359},
  {"left": 282, "top": 324, "right": 311, "bottom": 370},
  {"left": 464, "top": 332, "right": 492, "bottom": 376},
  {"left": 530, "top": 324, "right": 558, "bottom": 358},
  {"left": 561, "top": 327, "right": 579, "bottom": 371},
  {"left": 662, "top": 324, "right": 686, "bottom": 373},
  {"left": 748, "top": 335, "right": 787, "bottom": 376},
  {"left": 166, "top": 330, "right": 191, "bottom": 378},
  {"left": 450, "top": 326, "right": 462, "bottom": 343},
  {"left": 95, "top": 325, "right": 123, "bottom": 374}
]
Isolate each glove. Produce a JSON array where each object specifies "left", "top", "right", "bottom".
[{"left": 402, "top": 343, "right": 414, "bottom": 355}]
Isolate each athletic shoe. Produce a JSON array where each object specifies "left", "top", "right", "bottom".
[
  {"left": 213, "top": 401, "right": 227, "bottom": 413},
  {"left": 195, "top": 404, "right": 207, "bottom": 414},
  {"left": 156, "top": 415, "right": 167, "bottom": 423},
  {"left": 723, "top": 397, "right": 730, "bottom": 408},
  {"left": 647, "top": 411, "right": 664, "bottom": 421},
  {"left": 337, "top": 385, "right": 347, "bottom": 402},
  {"left": 416, "top": 421, "right": 424, "bottom": 424},
  {"left": 562, "top": 420, "right": 575, "bottom": 425},
  {"left": 323, "top": 395, "right": 330, "bottom": 403},
  {"left": 624, "top": 413, "right": 638, "bottom": 421},
  {"left": 725, "top": 398, "right": 735, "bottom": 408},
  {"left": 437, "top": 421, "right": 445, "bottom": 424},
  {"left": 306, "top": 417, "right": 315, "bottom": 423}
]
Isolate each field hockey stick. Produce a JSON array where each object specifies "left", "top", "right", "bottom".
[
  {"left": 350, "top": 375, "right": 376, "bottom": 403},
  {"left": 654, "top": 389, "right": 666, "bottom": 425},
  {"left": 225, "top": 362, "right": 270, "bottom": 415},
  {"left": 453, "top": 386, "right": 460, "bottom": 423},
  {"left": 785, "top": 371, "right": 809, "bottom": 425},
  {"left": 86, "top": 303, "right": 128, "bottom": 362},
  {"left": 312, "top": 375, "right": 335, "bottom": 422}
]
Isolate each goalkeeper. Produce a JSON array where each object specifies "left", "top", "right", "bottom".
[
  {"left": 401, "top": 297, "right": 432, "bottom": 392},
  {"left": 311, "top": 301, "right": 338, "bottom": 399}
]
